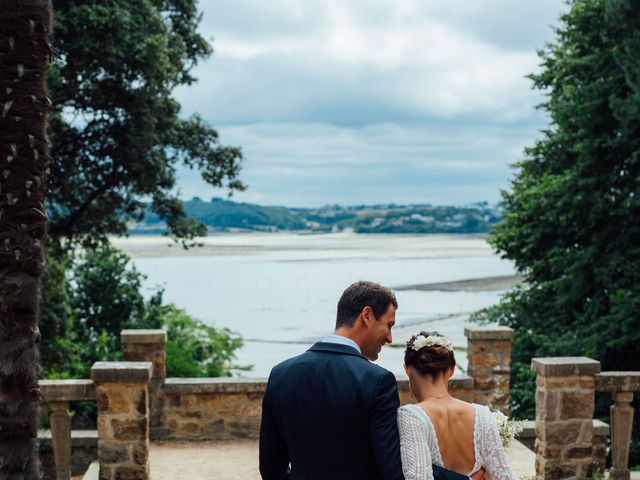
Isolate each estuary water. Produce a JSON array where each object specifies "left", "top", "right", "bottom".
[{"left": 114, "top": 233, "right": 516, "bottom": 377}]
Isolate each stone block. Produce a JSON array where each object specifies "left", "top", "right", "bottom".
[
  {"left": 535, "top": 442, "right": 562, "bottom": 459},
  {"left": 121, "top": 329, "right": 167, "bottom": 345},
  {"left": 536, "top": 420, "right": 581, "bottom": 443},
  {"left": 531, "top": 357, "right": 601, "bottom": 377},
  {"left": 578, "top": 375, "right": 596, "bottom": 390},
  {"left": 39, "top": 379, "right": 96, "bottom": 402},
  {"left": 595, "top": 371, "right": 640, "bottom": 392},
  {"left": 536, "top": 390, "right": 559, "bottom": 421},
  {"left": 559, "top": 391, "right": 594, "bottom": 420},
  {"left": 97, "top": 417, "right": 112, "bottom": 440},
  {"left": 467, "top": 352, "right": 499, "bottom": 368},
  {"left": 98, "top": 443, "right": 129, "bottom": 464},
  {"left": 111, "top": 418, "right": 148, "bottom": 441},
  {"left": 537, "top": 375, "right": 577, "bottom": 390},
  {"left": 181, "top": 410, "right": 203, "bottom": 419},
  {"left": 95, "top": 386, "right": 132, "bottom": 414},
  {"left": 113, "top": 465, "right": 148, "bottom": 480},
  {"left": 564, "top": 445, "right": 594, "bottom": 460},
  {"left": 91, "top": 362, "right": 153, "bottom": 383},
  {"left": 204, "top": 419, "right": 225, "bottom": 438},
  {"left": 99, "top": 465, "right": 114, "bottom": 480},
  {"left": 132, "top": 445, "right": 148, "bottom": 465},
  {"left": 464, "top": 326, "right": 514, "bottom": 341}
]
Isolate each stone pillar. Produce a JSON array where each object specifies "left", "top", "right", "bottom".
[
  {"left": 465, "top": 326, "right": 514, "bottom": 413},
  {"left": 91, "top": 361, "right": 153, "bottom": 480},
  {"left": 121, "top": 329, "right": 167, "bottom": 438},
  {"left": 609, "top": 392, "right": 634, "bottom": 480},
  {"left": 531, "top": 357, "right": 600, "bottom": 480},
  {"left": 49, "top": 401, "right": 71, "bottom": 480},
  {"left": 595, "top": 372, "right": 640, "bottom": 480},
  {"left": 39, "top": 379, "right": 96, "bottom": 480}
]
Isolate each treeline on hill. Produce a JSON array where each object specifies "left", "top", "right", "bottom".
[{"left": 135, "top": 197, "right": 502, "bottom": 234}]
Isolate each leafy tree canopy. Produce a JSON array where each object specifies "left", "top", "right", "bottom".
[
  {"left": 474, "top": 0, "right": 640, "bottom": 425},
  {"left": 47, "top": 0, "right": 244, "bottom": 247}
]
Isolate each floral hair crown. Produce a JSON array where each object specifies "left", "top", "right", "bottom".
[{"left": 409, "top": 334, "right": 454, "bottom": 352}]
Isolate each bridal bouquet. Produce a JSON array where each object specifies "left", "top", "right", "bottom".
[{"left": 491, "top": 410, "right": 524, "bottom": 448}]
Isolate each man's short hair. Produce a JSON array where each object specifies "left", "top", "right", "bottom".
[{"left": 336, "top": 281, "right": 398, "bottom": 329}]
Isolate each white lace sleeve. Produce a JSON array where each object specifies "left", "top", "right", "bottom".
[
  {"left": 397, "top": 405, "right": 435, "bottom": 480},
  {"left": 476, "top": 406, "right": 516, "bottom": 480}
]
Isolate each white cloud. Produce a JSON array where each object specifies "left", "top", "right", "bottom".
[
  {"left": 172, "top": 0, "right": 566, "bottom": 205},
  {"left": 176, "top": 121, "right": 540, "bottom": 207}
]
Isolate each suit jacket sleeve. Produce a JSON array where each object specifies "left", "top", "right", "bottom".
[
  {"left": 259, "top": 375, "right": 290, "bottom": 480},
  {"left": 432, "top": 464, "right": 471, "bottom": 480},
  {"left": 368, "top": 370, "right": 406, "bottom": 480}
]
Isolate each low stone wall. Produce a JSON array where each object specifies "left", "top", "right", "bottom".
[
  {"left": 162, "top": 374, "right": 473, "bottom": 441},
  {"left": 163, "top": 378, "right": 266, "bottom": 440}
]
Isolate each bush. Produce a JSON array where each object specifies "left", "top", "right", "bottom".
[{"left": 40, "top": 243, "right": 246, "bottom": 379}]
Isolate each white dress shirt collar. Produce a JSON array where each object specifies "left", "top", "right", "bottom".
[{"left": 321, "top": 333, "right": 362, "bottom": 354}]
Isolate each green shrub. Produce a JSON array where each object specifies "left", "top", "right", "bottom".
[{"left": 40, "top": 244, "right": 246, "bottom": 379}]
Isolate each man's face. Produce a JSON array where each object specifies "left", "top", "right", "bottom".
[{"left": 362, "top": 304, "right": 396, "bottom": 361}]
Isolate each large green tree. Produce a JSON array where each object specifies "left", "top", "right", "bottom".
[
  {"left": 474, "top": 0, "right": 640, "bottom": 433},
  {"left": 0, "top": 0, "right": 52, "bottom": 477},
  {"left": 47, "top": 0, "right": 244, "bottom": 247}
]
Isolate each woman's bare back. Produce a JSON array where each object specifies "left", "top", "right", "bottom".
[{"left": 419, "top": 397, "right": 476, "bottom": 474}]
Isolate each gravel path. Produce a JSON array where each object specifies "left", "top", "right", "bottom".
[
  {"left": 150, "top": 441, "right": 260, "bottom": 480},
  {"left": 148, "top": 439, "right": 535, "bottom": 480}
]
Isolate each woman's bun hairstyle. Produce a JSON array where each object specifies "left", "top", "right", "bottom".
[{"left": 404, "top": 331, "right": 456, "bottom": 379}]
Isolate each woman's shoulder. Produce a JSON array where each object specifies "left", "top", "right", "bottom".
[
  {"left": 397, "top": 404, "right": 435, "bottom": 427},
  {"left": 397, "top": 403, "right": 426, "bottom": 416},
  {"left": 471, "top": 403, "right": 494, "bottom": 420}
]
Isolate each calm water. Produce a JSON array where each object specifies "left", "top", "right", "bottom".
[{"left": 118, "top": 233, "right": 515, "bottom": 377}]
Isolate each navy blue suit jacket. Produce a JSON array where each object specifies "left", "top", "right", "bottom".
[{"left": 259, "top": 342, "right": 470, "bottom": 480}]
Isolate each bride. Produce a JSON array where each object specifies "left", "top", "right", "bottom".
[{"left": 398, "top": 332, "right": 515, "bottom": 480}]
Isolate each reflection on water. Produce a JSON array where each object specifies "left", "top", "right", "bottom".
[{"left": 121, "top": 233, "right": 514, "bottom": 377}]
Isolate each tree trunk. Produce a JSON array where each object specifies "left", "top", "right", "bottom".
[{"left": 0, "top": 0, "right": 52, "bottom": 478}]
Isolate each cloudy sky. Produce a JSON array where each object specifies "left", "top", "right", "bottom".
[{"left": 174, "top": 0, "right": 568, "bottom": 207}]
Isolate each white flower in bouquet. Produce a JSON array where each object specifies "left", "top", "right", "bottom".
[{"left": 491, "top": 410, "right": 524, "bottom": 448}]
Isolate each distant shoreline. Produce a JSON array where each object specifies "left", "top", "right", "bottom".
[
  {"left": 111, "top": 232, "right": 493, "bottom": 258},
  {"left": 394, "top": 274, "right": 524, "bottom": 292}
]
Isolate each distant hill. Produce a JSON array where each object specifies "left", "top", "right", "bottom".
[{"left": 133, "top": 198, "right": 502, "bottom": 234}]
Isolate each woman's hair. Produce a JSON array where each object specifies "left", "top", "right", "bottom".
[{"left": 404, "top": 331, "right": 456, "bottom": 379}]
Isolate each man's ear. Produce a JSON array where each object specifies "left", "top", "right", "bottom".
[{"left": 361, "top": 305, "right": 373, "bottom": 327}]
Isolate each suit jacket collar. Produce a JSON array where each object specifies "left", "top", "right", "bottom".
[{"left": 308, "top": 341, "right": 365, "bottom": 358}]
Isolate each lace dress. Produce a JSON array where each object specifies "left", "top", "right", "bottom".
[{"left": 397, "top": 403, "right": 515, "bottom": 480}]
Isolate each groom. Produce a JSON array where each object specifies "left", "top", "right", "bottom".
[{"left": 259, "top": 281, "right": 480, "bottom": 480}]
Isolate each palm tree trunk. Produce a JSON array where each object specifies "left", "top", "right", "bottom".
[{"left": 0, "top": 0, "right": 52, "bottom": 478}]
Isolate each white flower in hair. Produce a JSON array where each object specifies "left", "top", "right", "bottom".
[{"left": 411, "top": 334, "right": 453, "bottom": 352}]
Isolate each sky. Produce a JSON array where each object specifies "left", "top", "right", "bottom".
[{"left": 174, "top": 0, "right": 568, "bottom": 208}]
